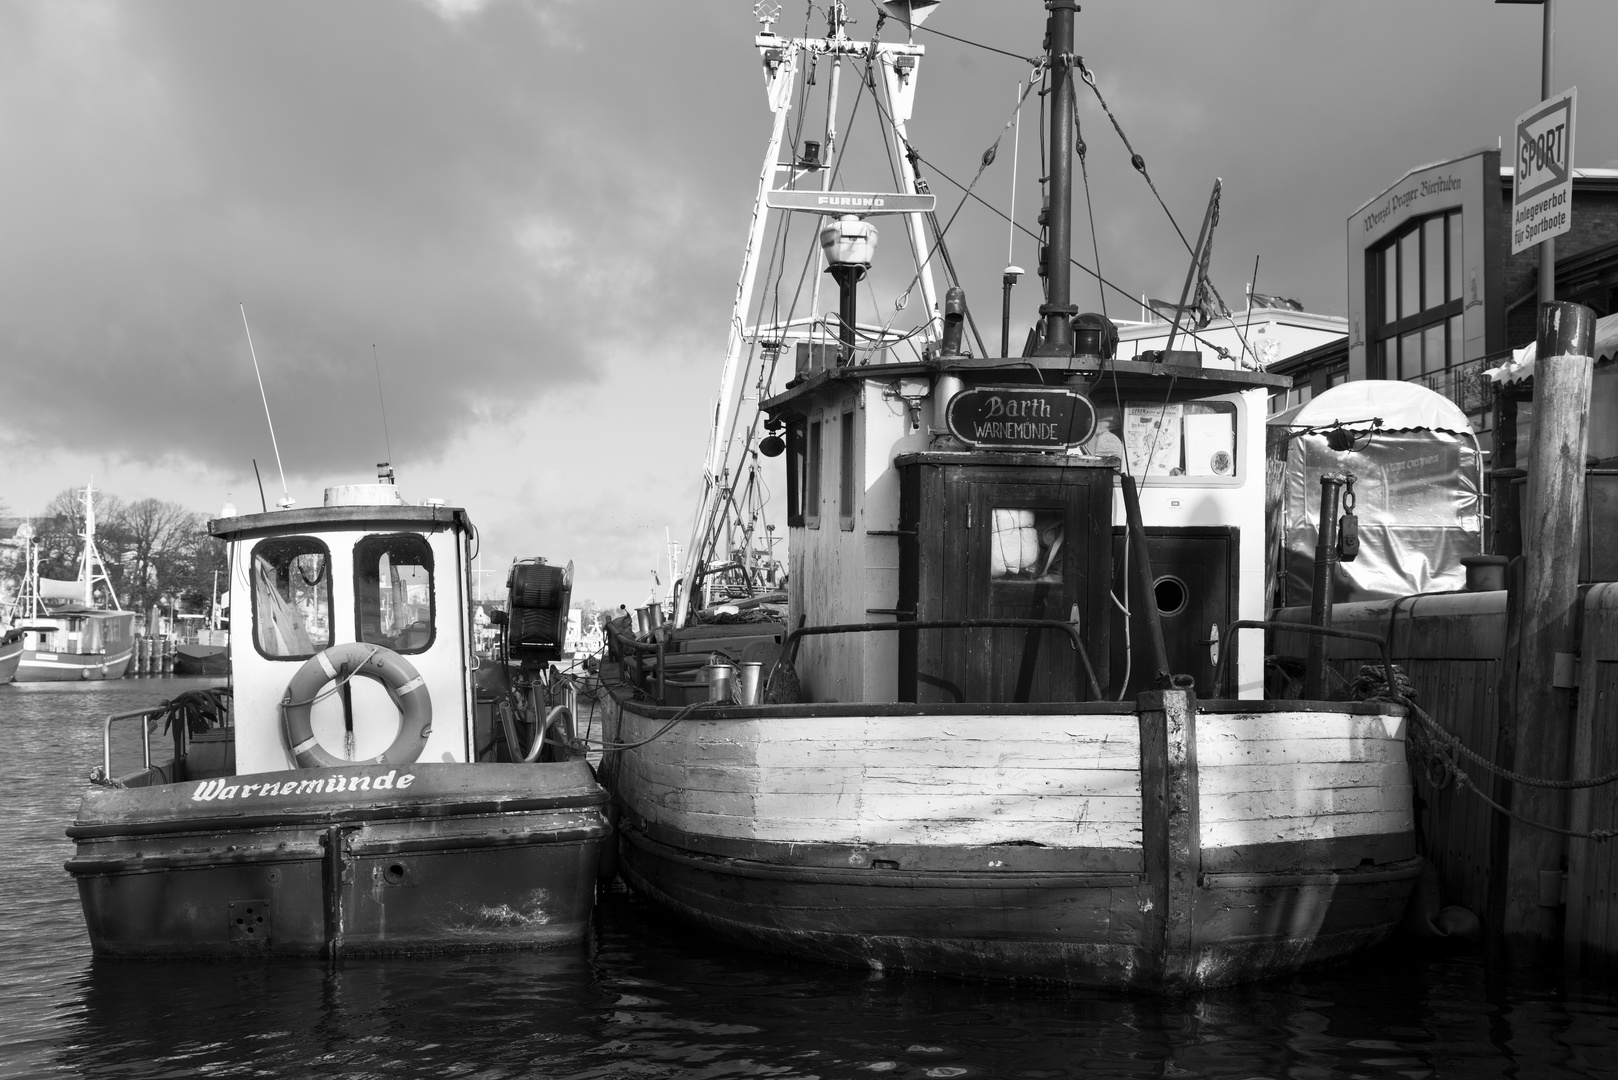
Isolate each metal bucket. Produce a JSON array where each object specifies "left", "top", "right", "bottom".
[
  {"left": 705, "top": 658, "right": 737, "bottom": 703},
  {"left": 737, "top": 662, "right": 764, "bottom": 706}
]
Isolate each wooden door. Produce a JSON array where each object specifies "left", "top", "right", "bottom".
[
  {"left": 901, "top": 461, "right": 1111, "bottom": 704},
  {"left": 1108, "top": 526, "right": 1237, "bottom": 697}
]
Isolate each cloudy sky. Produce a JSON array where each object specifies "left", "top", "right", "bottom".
[{"left": 1, "top": 0, "right": 1614, "bottom": 607}]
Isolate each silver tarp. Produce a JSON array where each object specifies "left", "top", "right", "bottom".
[{"left": 1276, "top": 426, "right": 1483, "bottom": 607}]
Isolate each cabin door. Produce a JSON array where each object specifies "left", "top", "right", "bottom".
[
  {"left": 1108, "top": 526, "right": 1237, "bottom": 697},
  {"left": 898, "top": 459, "right": 1112, "bottom": 704}
]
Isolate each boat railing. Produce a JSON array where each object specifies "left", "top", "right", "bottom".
[
  {"left": 1213, "top": 620, "right": 1395, "bottom": 702},
  {"left": 781, "top": 619, "right": 1105, "bottom": 702},
  {"left": 102, "top": 705, "right": 162, "bottom": 780}
]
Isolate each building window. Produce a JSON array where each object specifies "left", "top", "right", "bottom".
[
  {"left": 1370, "top": 210, "right": 1463, "bottom": 381},
  {"left": 806, "top": 417, "right": 822, "bottom": 529},
  {"left": 354, "top": 534, "right": 435, "bottom": 654},
  {"left": 839, "top": 409, "right": 856, "bottom": 530}
]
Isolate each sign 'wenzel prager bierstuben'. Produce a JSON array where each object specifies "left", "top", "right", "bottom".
[{"left": 945, "top": 386, "right": 1097, "bottom": 451}]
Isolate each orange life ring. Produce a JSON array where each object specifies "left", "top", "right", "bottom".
[{"left": 281, "top": 642, "right": 432, "bottom": 769}]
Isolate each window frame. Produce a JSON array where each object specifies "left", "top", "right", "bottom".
[
  {"left": 352, "top": 532, "right": 437, "bottom": 655},
  {"left": 1368, "top": 209, "right": 1463, "bottom": 381},
  {"left": 839, "top": 408, "right": 857, "bottom": 531},
  {"left": 785, "top": 419, "right": 808, "bottom": 527},
  {"left": 249, "top": 536, "right": 334, "bottom": 662},
  {"left": 805, "top": 416, "right": 823, "bottom": 529}
]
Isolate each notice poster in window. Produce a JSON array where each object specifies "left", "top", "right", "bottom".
[
  {"left": 1124, "top": 404, "right": 1183, "bottom": 476},
  {"left": 1184, "top": 411, "right": 1236, "bottom": 476}
]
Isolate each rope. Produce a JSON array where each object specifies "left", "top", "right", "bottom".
[
  {"left": 1350, "top": 663, "right": 1618, "bottom": 842},
  {"left": 278, "top": 646, "right": 383, "bottom": 710}
]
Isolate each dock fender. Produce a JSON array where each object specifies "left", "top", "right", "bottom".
[{"left": 281, "top": 643, "right": 433, "bottom": 769}]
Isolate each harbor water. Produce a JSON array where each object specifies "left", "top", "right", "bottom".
[{"left": 6, "top": 678, "right": 1618, "bottom": 1079}]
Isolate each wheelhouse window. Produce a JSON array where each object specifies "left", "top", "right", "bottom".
[
  {"left": 805, "top": 417, "right": 823, "bottom": 529},
  {"left": 990, "top": 509, "right": 1064, "bottom": 583},
  {"left": 354, "top": 534, "right": 435, "bottom": 654},
  {"left": 839, "top": 409, "right": 856, "bottom": 530},
  {"left": 1117, "top": 400, "right": 1239, "bottom": 479},
  {"left": 251, "top": 537, "right": 332, "bottom": 659},
  {"left": 786, "top": 420, "right": 808, "bottom": 527},
  {"left": 1370, "top": 210, "right": 1463, "bottom": 382}
]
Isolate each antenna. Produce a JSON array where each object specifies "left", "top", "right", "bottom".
[
  {"left": 372, "top": 344, "right": 394, "bottom": 473},
  {"left": 240, "top": 304, "right": 293, "bottom": 508}
]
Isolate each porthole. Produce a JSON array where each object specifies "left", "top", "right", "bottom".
[{"left": 1153, "top": 575, "right": 1188, "bottom": 618}]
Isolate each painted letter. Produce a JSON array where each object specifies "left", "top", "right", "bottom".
[
  {"left": 326, "top": 777, "right": 347, "bottom": 793},
  {"left": 351, "top": 776, "right": 370, "bottom": 791},
  {"left": 397, "top": 774, "right": 415, "bottom": 789},
  {"left": 191, "top": 779, "right": 224, "bottom": 802},
  {"left": 374, "top": 770, "right": 396, "bottom": 790}
]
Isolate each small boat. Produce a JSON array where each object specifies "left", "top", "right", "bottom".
[
  {"left": 600, "top": 2, "right": 1418, "bottom": 992},
  {"left": 11, "top": 487, "right": 136, "bottom": 682},
  {"left": 172, "top": 642, "right": 229, "bottom": 676},
  {"left": 67, "top": 479, "right": 610, "bottom": 957}
]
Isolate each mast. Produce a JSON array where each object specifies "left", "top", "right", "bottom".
[
  {"left": 1033, "top": 0, "right": 1078, "bottom": 357},
  {"left": 78, "top": 483, "right": 121, "bottom": 611}
]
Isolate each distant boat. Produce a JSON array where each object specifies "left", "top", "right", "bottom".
[
  {"left": 172, "top": 642, "right": 228, "bottom": 676},
  {"left": 12, "top": 486, "right": 135, "bottom": 682}
]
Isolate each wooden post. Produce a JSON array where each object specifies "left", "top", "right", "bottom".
[
  {"left": 1502, "top": 301, "right": 1595, "bottom": 951},
  {"left": 1138, "top": 689, "right": 1199, "bottom": 990}
]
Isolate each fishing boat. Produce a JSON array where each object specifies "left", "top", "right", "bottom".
[
  {"left": 11, "top": 490, "right": 135, "bottom": 682},
  {"left": 599, "top": 1, "right": 1418, "bottom": 991},
  {"left": 66, "top": 478, "right": 610, "bottom": 957}
]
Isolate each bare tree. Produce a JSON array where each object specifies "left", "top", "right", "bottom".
[{"left": 119, "top": 498, "right": 201, "bottom": 613}]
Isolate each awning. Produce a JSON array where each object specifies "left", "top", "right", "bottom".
[{"left": 1487, "top": 311, "right": 1618, "bottom": 386}]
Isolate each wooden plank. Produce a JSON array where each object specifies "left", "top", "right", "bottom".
[
  {"left": 1202, "top": 809, "right": 1412, "bottom": 847},
  {"left": 644, "top": 804, "right": 1142, "bottom": 848},
  {"left": 1198, "top": 760, "right": 1407, "bottom": 796},
  {"left": 1203, "top": 786, "right": 1411, "bottom": 822},
  {"left": 1196, "top": 737, "right": 1408, "bottom": 768},
  {"left": 1198, "top": 713, "right": 1406, "bottom": 743},
  {"left": 622, "top": 756, "right": 1141, "bottom": 797}
]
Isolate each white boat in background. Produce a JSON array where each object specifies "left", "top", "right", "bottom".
[{"left": 12, "top": 487, "right": 135, "bottom": 682}]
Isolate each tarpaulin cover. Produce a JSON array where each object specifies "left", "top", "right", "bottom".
[{"left": 1274, "top": 388, "right": 1482, "bottom": 606}]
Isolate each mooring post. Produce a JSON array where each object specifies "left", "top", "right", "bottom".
[{"left": 1502, "top": 300, "right": 1596, "bottom": 952}]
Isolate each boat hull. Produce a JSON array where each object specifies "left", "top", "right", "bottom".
[
  {"left": 0, "top": 634, "right": 21, "bottom": 683},
  {"left": 16, "top": 646, "right": 134, "bottom": 682},
  {"left": 172, "top": 643, "right": 229, "bottom": 676},
  {"left": 66, "top": 761, "right": 611, "bottom": 958},
  {"left": 604, "top": 691, "right": 1419, "bottom": 991}
]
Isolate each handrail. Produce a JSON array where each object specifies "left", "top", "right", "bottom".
[
  {"left": 780, "top": 618, "right": 1104, "bottom": 702},
  {"left": 1213, "top": 619, "right": 1395, "bottom": 702},
  {"left": 103, "top": 705, "right": 162, "bottom": 780}
]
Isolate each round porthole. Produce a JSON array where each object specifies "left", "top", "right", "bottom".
[{"left": 1153, "top": 576, "right": 1189, "bottom": 617}]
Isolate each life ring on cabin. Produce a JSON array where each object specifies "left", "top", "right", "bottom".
[{"left": 281, "top": 642, "right": 432, "bottom": 769}]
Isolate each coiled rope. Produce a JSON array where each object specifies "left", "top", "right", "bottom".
[{"left": 1351, "top": 664, "right": 1618, "bottom": 842}]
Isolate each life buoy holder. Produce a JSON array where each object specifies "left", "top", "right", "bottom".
[{"left": 281, "top": 642, "right": 432, "bottom": 769}]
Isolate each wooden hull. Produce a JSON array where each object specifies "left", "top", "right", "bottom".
[
  {"left": 66, "top": 761, "right": 611, "bottom": 957},
  {"left": 0, "top": 635, "right": 21, "bottom": 683},
  {"left": 603, "top": 691, "right": 1419, "bottom": 991},
  {"left": 172, "top": 643, "right": 229, "bottom": 676},
  {"left": 16, "top": 645, "right": 134, "bottom": 681}
]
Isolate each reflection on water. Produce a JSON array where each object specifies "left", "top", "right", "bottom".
[{"left": 5, "top": 678, "right": 1618, "bottom": 1078}]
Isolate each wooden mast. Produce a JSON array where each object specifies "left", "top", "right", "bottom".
[{"left": 1033, "top": 0, "right": 1078, "bottom": 358}]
